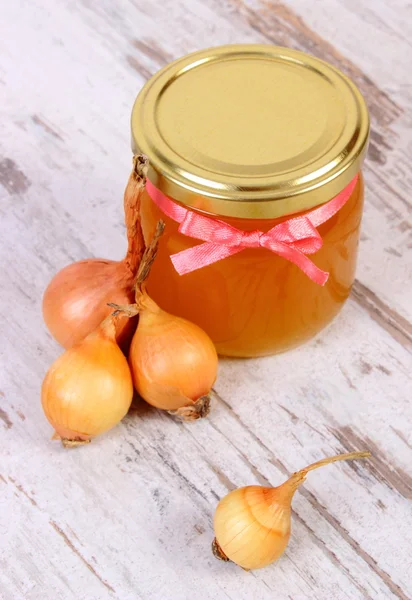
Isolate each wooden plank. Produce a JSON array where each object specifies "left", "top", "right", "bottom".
[{"left": 1, "top": 1, "right": 411, "bottom": 599}]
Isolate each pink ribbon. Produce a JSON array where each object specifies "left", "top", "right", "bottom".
[{"left": 146, "top": 175, "right": 358, "bottom": 285}]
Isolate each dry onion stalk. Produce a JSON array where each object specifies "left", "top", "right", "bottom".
[
  {"left": 42, "top": 313, "right": 133, "bottom": 447},
  {"left": 110, "top": 221, "right": 218, "bottom": 421},
  {"left": 42, "top": 155, "right": 148, "bottom": 349},
  {"left": 212, "top": 451, "right": 371, "bottom": 570}
]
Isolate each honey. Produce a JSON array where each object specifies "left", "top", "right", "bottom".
[
  {"left": 140, "top": 176, "right": 363, "bottom": 356},
  {"left": 131, "top": 45, "right": 369, "bottom": 357}
]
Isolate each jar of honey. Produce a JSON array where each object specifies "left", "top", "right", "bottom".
[{"left": 131, "top": 45, "right": 369, "bottom": 357}]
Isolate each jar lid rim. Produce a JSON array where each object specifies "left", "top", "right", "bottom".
[{"left": 131, "top": 44, "right": 369, "bottom": 219}]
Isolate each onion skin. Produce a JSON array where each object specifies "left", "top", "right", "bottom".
[
  {"left": 41, "top": 316, "right": 133, "bottom": 444},
  {"left": 42, "top": 259, "right": 136, "bottom": 349},
  {"left": 128, "top": 293, "right": 218, "bottom": 412}
]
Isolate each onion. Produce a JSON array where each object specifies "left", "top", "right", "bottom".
[
  {"left": 42, "top": 314, "right": 133, "bottom": 447},
  {"left": 128, "top": 288, "right": 218, "bottom": 419},
  {"left": 42, "top": 156, "right": 147, "bottom": 349},
  {"left": 111, "top": 221, "right": 218, "bottom": 421},
  {"left": 213, "top": 451, "right": 371, "bottom": 570}
]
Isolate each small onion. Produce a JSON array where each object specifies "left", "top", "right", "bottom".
[
  {"left": 42, "top": 314, "right": 133, "bottom": 446},
  {"left": 42, "top": 156, "right": 147, "bottom": 349},
  {"left": 111, "top": 221, "right": 218, "bottom": 421},
  {"left": 213, "top": 451, "right": 371, "bottom": 570},
  {"left": 128, "top": 290, "right": 218, "bottom": 419}
]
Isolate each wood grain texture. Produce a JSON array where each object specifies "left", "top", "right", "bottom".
[{"left": 0, "top": 1, "right": 411, "bottom": 599}]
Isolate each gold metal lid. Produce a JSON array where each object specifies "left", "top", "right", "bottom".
[{"left": 131, "top": 45, "right": 369, "bottom": 219}]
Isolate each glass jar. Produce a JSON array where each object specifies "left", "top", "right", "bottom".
[{"left": 131, "top": 45, "right": 369, "bottom": 357}]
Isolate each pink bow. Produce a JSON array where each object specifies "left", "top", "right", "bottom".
[{"left": 146, "top": 175, "right": 358, "bottom": 286}]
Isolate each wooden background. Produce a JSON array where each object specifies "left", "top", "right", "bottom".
[{"left": 1, "top": 1, "right": 411, "bottom": 599}]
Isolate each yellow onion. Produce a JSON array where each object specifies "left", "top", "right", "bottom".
[
  {"left": 42, "top": 314, "right": 133, "bottom": 446},
  {"left": 213, "top": 451, "right": 371, "bottom": 570},
  {"left": 111, "top": 221, "right": 218, "bottom": 421},
  {"left": 42, "top": 156, "right": 147, "bottom": 349},
  {"left": 128, "top": 291, "right": 218, "bottom": 419}
]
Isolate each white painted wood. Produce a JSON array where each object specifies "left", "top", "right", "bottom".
[{"left": 0, "top": 1, "right": 411, "bottom": 599}]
